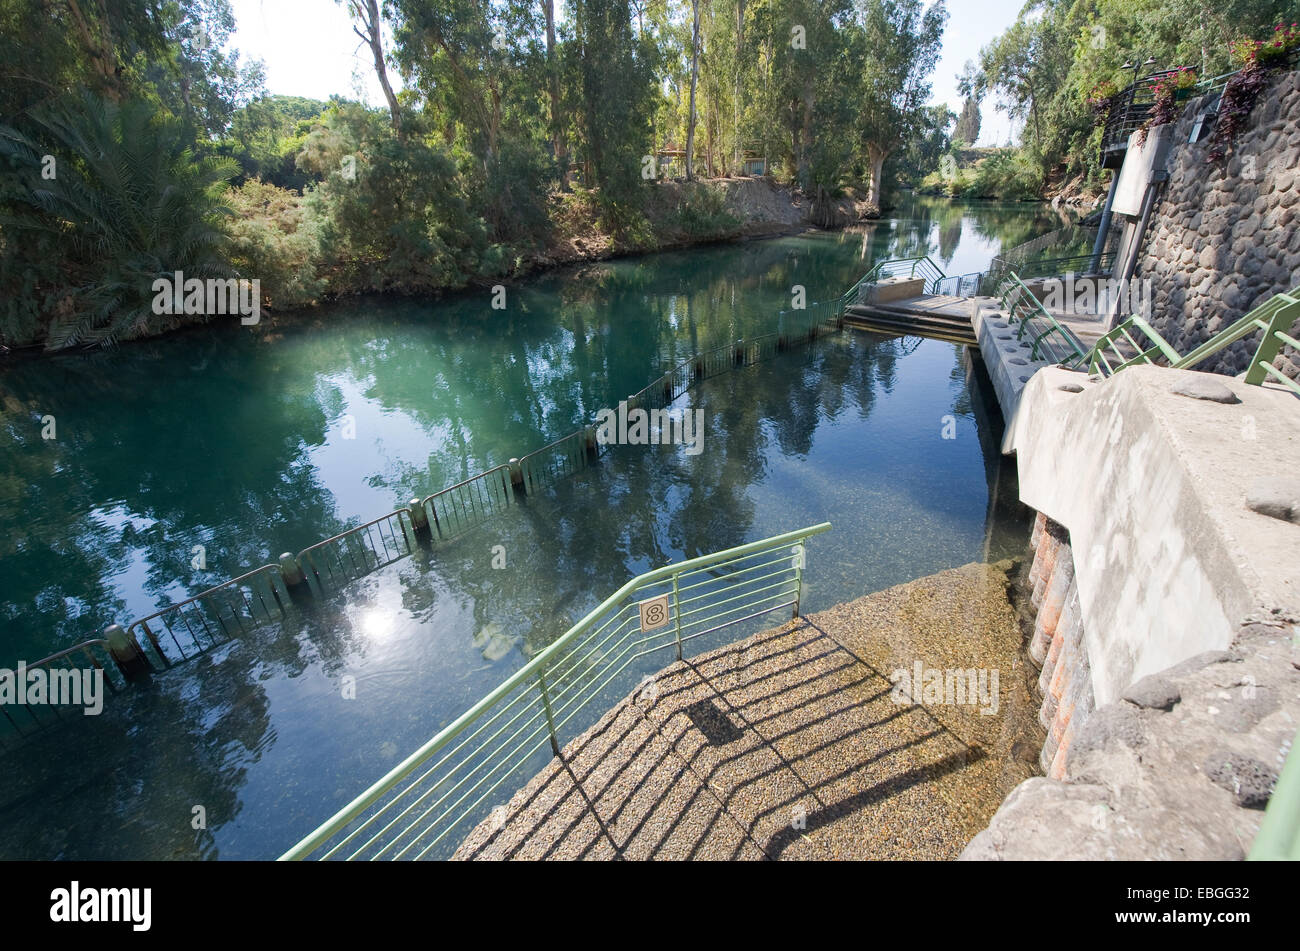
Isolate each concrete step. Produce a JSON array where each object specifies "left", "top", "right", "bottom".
[{"left": 844, "top": 305, "right": 977, "bottom": 345}]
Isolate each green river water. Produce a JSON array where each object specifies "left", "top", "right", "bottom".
[{"left": 0, "top": 196, "right": 1065, "bottom": 858}]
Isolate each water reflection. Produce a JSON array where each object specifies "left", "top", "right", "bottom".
[
  {"left": 0, "top": 198, "right": 1061, "bottom": 665},
  {"left": 0, "top": 328, "right": 1030, "bottom": 859}
]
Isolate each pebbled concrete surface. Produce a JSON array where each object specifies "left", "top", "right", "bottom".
[{"left": 454, "top": 562, "right": 1040, "bottom": 860}]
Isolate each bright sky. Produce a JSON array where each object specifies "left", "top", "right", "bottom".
[{"left": 229, "top": 0, "right": 1022, "bottom": 147}]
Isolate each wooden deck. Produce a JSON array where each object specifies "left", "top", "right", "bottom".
[{"left": 845, "top": 293, "right": 1112, "bottom": 354}]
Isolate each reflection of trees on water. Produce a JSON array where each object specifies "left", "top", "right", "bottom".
[
  {"left": 0, "top": 327, "right": 1019, "bottom": 860},
  {"left": 1, "top": 201, "right": 1051, "bottom": 676}
]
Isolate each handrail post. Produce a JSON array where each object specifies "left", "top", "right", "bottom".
[
  {"left": 537, "top": 669, "right": 561, "bottom": 757},
  {"left": 671, "top": 573, "right": 684, "bottom": 661},
  {"left": 1245, "top": 301, "right": 1299, "bottom": 386},
  {"left": 792, "top": 543, "right": 805, "bottom": 619},
  {"left": 407, "top": 498, "right": 432, "bottom": 546},
  {"left": 104, "top": 624, "right": 152, "bottom": 681}
]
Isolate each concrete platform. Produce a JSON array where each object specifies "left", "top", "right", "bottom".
[
  {"left": 1005, "top": 363, "right": 1300, "bottom": 704},
  {"left": 454, "top": 562, "right": 1042, "bottom": 860},
  {"left": 845, "top": 294, "right": 978, "bottom": 345}
]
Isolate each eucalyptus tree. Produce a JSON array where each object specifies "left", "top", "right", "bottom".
[
  {"left": 685, "top": 0, "right": 702, "bottom": 178},
  {"left": 338, "top": 0, "right": 404, "bottom": 136},
  {"left": 854, "top": 0, "right": 947, "bottom": 207},
  {"left": 567, "top": 0, "right": 659, "bottom": 209},
  {"left": 954, "top": 61, "right": 981, "bottom": 145}
]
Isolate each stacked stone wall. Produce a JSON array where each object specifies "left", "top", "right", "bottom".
[{"left": 1140, "top": 70, "right": 1300, "bottom": 381}]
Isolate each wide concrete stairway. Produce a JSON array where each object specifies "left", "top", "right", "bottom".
[{"left": 845, "top": 294, "right": 978, "bottom": 345}]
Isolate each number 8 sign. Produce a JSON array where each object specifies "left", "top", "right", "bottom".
[{"left": 638, "top": 594, "right": 671, "bottom": 633}]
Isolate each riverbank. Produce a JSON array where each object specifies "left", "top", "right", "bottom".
[{"left": 0, "top": 177, "right": 877, "bottom": 360}]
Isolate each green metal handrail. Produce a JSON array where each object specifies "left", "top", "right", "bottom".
[
  {"left": 1249, "top": 727, "right": 1300, "bottom": 860},
  {"left": 840, "top": 255, "right": 948, "bottom": 310},
  {"left": 1069, "top": 312, "right": 1181, "bottom": 376},
  {"left": 997, "top": 272, "right": 1089, "bottom": 364},
  {"left": 1073, "top": 288, "right": 1300, "bottom": 395},
  {"left": 279, "top": 521, "right": 832, "bottom": 861}
]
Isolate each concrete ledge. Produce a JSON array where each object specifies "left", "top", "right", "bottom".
[
  {"left": 970, "top": 298, "right": 1053, "bottom": 429},
  {"left": 867, "top": 276, "right": 926, "bottom": 303},
  {"left": 1005, "top": 364, "right": 1300, "bottom": 704}
]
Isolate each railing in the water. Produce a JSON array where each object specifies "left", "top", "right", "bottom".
[
  {"left": 421, "top": 465, "right": 515, "bottom": 542},
  {"left": 0, "top": 639, "right": 125, "bottom": 749},
  {"left": 9, "top": 304, "right": 845, "bottom": 723},
  {"left": 297, "top": 510, "right": 419, "bottom": 595},
  {"left": 518, "top": 429, "right": 594, "bottom": 496},
  {"left": 278, "top": 521, "right": 831, "bottom": 861},
  {"left": 129, "top": 564, "right": 291, "bottom": 668}
]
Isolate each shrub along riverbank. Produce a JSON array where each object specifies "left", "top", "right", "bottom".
[
  {"left": 0, "top": 0, "right": 950, "bottom": 355},
  {"left": 0, "top": 92, "right": 867, "bottom": 356}
]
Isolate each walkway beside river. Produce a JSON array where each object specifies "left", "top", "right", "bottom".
[{"left": 455, "top": 561, "right": 1042, "bottom": 860}]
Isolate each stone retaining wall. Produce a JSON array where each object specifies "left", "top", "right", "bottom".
[{"left": 1139, "top": 69, "right": 1300, "bottom": 381}]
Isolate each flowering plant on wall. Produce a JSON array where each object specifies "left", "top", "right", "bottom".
[
  {"left": 1232, "top": 23, "right": 1300, "bottom": 68},
  {"left": 1209, "top": 24, "right": 1300, "bottom": 162},
  {"left": 1136, "top": 68, "right": 1198, "bottom": 145},
  {"left": 1086, "top": 79, "right": 1119, "bottom": 124}
]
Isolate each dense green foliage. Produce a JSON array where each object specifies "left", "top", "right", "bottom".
[
  {"left": 973, "top": 0, "right": 1300, "bottom": 194},
  {"left": 0, "top": 95, "right": 237, "bottom": 349},
  {"left": 1, "top": 0, "right": 951, "bottom": 351}
]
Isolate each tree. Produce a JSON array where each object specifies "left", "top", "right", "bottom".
[
  {"left": 0, "top": 96, "right": 237, "bottom": 349},
  {"left": 340, "top": 0, "right": 404, "bottom": 136},
  {"left": 542, "top": 0, "right": 567, "bottom": 185},
  {"left": 954, "top": 60, "right": 981, "bottom": 145},
  {"left": 685, "top": 0, "right": 702, "bottom": 179},
  {"left": 856, "top": 0, "right": 948, "bottom": 207},
  {"left": 568, "top": 0, "right": 658, "bottom": 207}
]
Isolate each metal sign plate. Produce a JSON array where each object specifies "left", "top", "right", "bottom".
[{"left": 638, "top": 594, "right": 671, "bottom": 633}]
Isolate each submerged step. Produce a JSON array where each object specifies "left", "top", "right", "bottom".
[{"left": 454, "top": 561, "right": 1039, "bottom": 861}]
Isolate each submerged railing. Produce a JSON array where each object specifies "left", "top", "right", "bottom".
[
  {"left": 128, "top": 565, "right": 291, "bottom": 668},
  {"left": 279, "top": 521, "right": 831, "bottom": 861},
  {"left": 421, "top": 466, "right": 515, "bottom": 543},
  {"left": 0, "top": 639, "right": 125, "bottom": 750},
  {"left": 297, "top": 510, "right": 419, "bottom": 595},
  {"left": 11, "top": 302, "right": 845, "bottom": 724}
]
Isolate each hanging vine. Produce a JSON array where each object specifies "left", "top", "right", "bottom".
[{"left": 1207, "top": 24, "right": 1300, "bottom": 162}]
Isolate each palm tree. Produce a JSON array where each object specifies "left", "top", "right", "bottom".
[{"left": 0, "top": 95, "right": 237, "bottom": 349}]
